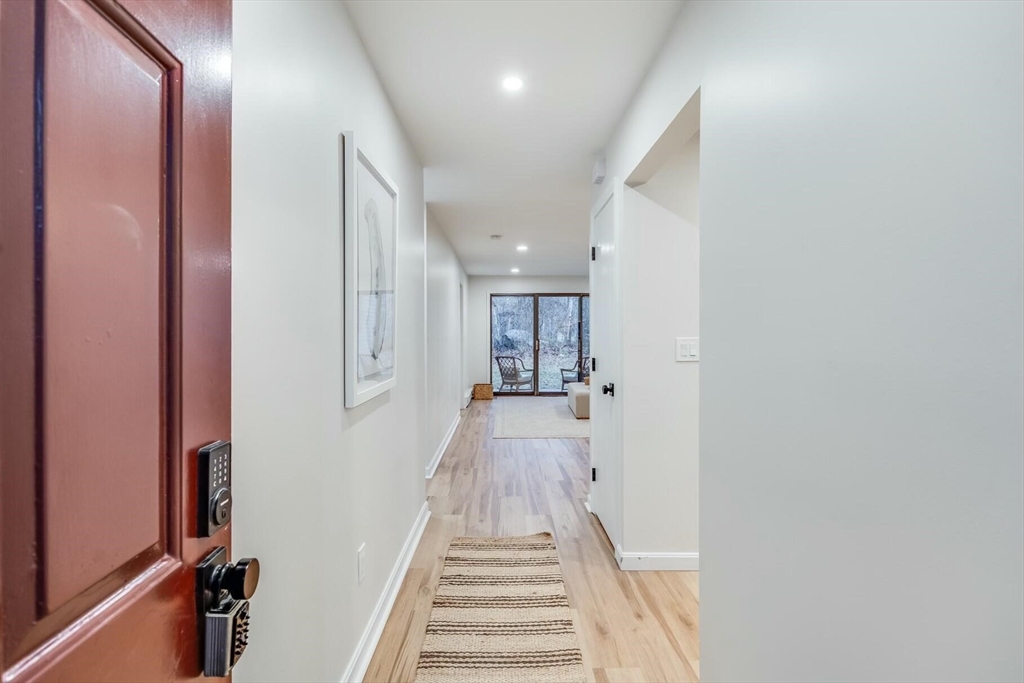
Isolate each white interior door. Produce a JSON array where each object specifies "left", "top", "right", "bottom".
[{"left": 589, "top": 183, "right": 623, "bottom": 550}]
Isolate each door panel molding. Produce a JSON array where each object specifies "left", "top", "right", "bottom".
[{"left": 40, "top": 0, "right": 183, "bottom": 617}]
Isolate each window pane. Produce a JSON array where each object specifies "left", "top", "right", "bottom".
[
  {"left": 491, "top": 296, "right": 535, "bottom": 392},
  {"left": 582, "top": 295, "right": 590, "bottom": 363},
  {"left": 538, "top": 296, "right": 580, "bottom": 392}
]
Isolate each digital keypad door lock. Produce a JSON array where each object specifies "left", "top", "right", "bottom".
[
  {"left": 199, "top": 441, "right": 232, "bottom": 536},
  {"left": 196, "top": 547, "right": 260, "bottom": 677}
]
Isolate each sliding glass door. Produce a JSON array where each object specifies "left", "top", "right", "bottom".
[{"left": 490, "top": 293, "right": 589, "bottom": 395}]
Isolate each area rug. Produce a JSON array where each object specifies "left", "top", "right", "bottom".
[
  {"left": 492, "top": 397, "right": 589, "bottom": 439},
  {"left": 414, "top": 533, "right": 586, "bottom": 683}
]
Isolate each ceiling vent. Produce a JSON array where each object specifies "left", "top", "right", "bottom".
[{"left": 490, "top": 234, "right": 503, "bottom": 240}]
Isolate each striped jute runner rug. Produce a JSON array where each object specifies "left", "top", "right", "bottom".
[{"left": 415, "top": 533, "right": 586, "bottom": 683}]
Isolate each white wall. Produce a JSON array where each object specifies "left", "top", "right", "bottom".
[
  {"left": 635, "top": 133, "right": 700, "bottom": 226},
  {"left": 467, "top": 276, "right": 589, "bottom": 387},
  {"left": 232, "top": 2, "right": 427, "bottom": 680},
  {"left": 621, "top": 181, "right": 699, "bottom": 556},
  {"left": 603, "top": 1, "right": 1024, "bottom": 680},
  {"left": 426, "top": 211, "right": 468, "bottom": 473}
]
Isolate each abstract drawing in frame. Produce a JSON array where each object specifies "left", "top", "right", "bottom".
[{"left": 342, "top": 132, "right": 399, "bottom": 407}]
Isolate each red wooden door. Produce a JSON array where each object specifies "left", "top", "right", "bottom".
[{"left": 0, "top": 0, "right": 232, "bottom": 679}]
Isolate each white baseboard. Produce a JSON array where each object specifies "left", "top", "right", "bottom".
[
  {"left": 425, "top": 412, "right": 461, "bottom": 479},
  {"left": 615, "top": 544, "right": 699, "bottom": 571},
  {"left": 584, "top": 495, "right": 593, "bottom": 515},
  {"left": 463, "top": 387, "right": 473, "bottom": 408},
  {"left": 341, "top": 501, "right": 430, "bottom": 683}
]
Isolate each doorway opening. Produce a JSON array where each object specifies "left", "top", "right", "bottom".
[
  {"left": 460, "top": 282, "right": 467, "bottom": 405},
  {"left": 490, "top": 293, "right": 590, "bottom": 395}
]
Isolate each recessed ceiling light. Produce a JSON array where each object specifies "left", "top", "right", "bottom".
[
  {"left": 510, "top": 268, "right": 520, "bottom": 274},
  {"left": 516, "top": 244, "right": 528, "bottom": 252},
  {"left": 502, "top": 75, "right": 524, "bottom": 92}
]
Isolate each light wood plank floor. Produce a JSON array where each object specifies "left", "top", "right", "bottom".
[{"left": 363, "top": 398, "right": 700, "bottom": 683}]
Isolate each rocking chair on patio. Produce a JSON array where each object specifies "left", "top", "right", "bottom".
[{"left": 495, "top": 356, "right": 535, "bottom": 393}]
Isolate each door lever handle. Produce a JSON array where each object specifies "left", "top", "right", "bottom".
[{"left": 602, "top": 382, "right": 615, "bottom": 397}]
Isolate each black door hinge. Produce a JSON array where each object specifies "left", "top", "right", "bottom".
[
  {"left": 591, "top": 467, "right": 597, "bottom": 482},
  {"left": 591, "top": 246, "right": 596, "bottom": 261},
  {"left": 591, "top": 357, "right": 597, "bottom": 371}
]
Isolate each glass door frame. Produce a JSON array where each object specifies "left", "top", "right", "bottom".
[{"left": 489, "top": 293, "right": 589, "bottom": 396}]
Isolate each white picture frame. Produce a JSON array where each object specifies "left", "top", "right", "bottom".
[{"left": 342, "top": 131, "right": 399, "bottom": 407}]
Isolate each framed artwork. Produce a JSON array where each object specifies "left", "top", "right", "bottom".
[{"left": 342, "top": 132, "right": 399, "bottom": 407}]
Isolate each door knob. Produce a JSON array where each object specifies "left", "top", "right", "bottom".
[
  {"left": 213, "top": 556, "right": 260, "bottom": 601},
  {"left": 197, "top": 548, "right": 260, "bottom": 677},
  {"left": 602, "top": 382, "right": 615, "bottom": 396}
]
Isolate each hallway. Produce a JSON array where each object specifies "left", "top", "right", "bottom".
[
  {"left": 1, "top": 1, "right": 1019, "bottom": 681},
  {"left": 364, "top": 399, "right": 700, "bottom": 683}
]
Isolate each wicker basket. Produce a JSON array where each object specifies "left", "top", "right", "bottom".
[{"left": 473, "top": 383, "right": 494, "bottom": 400}]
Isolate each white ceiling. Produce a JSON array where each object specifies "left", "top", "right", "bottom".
[{"left": 345, "top": 0, "right": 683, "bottom": 276}]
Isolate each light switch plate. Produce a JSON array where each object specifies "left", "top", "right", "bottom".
[{"left": 676, "top": 337, "right": 699, "bottom": 362}]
